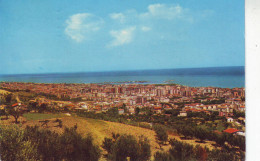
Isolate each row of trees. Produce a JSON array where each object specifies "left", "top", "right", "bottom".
[
  {"left": 176, "top": 125, "right": 245, "bottom": 151},
  {"left": 76, "top": 109, "right": 245, "bottom": 151},
  {"left": 0, "top": 125, "right": 101, "bottom": 161},
  {"left": 154, "top": 139, "right": 245, "bottom": 161},
  {"left": 0, "top": 124, "right": 244, "bottom": 161}
]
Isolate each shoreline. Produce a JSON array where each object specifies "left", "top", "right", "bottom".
[{"left": 0, "top": 81, "right": 245, "bottom": 89}]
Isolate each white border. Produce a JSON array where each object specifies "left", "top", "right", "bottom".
[{"left": 246, "top": 0, "right": 260, "bottom": 160}]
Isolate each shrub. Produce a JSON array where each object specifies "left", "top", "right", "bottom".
[{"left": 103, "top": 134, "right": 151, "bottom": 161}]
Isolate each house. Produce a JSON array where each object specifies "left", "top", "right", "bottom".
[
  {"left": 118, "top": 109, "right": 124, "bottom": 115},
  {"left": 236, "top": 131, "right": 245, "bottom": 137},
  {"left": 178, "top": 111, "right": 187, "bottom": 117},
  {"left": 153, "top": 106, "right": 162, "bottom": 114},
  {"left": 226, "top": 117, "right": 234, "bottom": 123}
]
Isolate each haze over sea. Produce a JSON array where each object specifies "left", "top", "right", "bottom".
[{"left": 0, "top": 66, "right": 244, "bottom": 88}]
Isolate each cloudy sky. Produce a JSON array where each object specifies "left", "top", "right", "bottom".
[{"left": 0, "top": 0, "right": 244, "bottom": 74}]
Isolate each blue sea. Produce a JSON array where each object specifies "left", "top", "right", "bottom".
[{"left": 0, "top": 66, "right": 245, "bottom": 88}]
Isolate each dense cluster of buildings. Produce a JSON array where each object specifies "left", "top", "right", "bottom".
[{"left": 0, "top": 82, "right": 245, "bottom": 117}]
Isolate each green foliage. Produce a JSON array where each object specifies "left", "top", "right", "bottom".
[
  {"left": 103, "top": 134, "right": 151, "bottom": 161},
  {"left": 202, "top": 98, "right": 226, "bottom": 105},
  {"left": 154, "top": 151, "right": 173, "bottom": 161},
  {"left": 164, "top": 109, "right": 180, "bottom": 116},
  {"left": 0, "top": 125, "right": 39, "bottom": 161},
  {"left": 0, "top": 125, "right": 101, "bottom": 161},
  {"left": 169, "top": 139, "right": 194, "bottom": 161},
  {"left": 4, "top": 93, "right": 14, "bottom": 105},
  {"left": 138, "top": 122, "right": 152, "bottom": 129},
  {"left": 176, "top": 125, "right": 194, "bottom": 139},
  {"left": 102, "top": 137, "right": 114, "bottom": 154},
  {"left": 135, "top": 107, "right": 140, "bottom": 115},
  {"left": 23, "top": 113, "right": 65, "bottom": 121},
  {"left": 233, "top": 109, "right": 245, "bottom": 118},
  {"left": 59, "top": 127, "right": 101, "bottom": 161},
  {"left": 208, "top": 149, "right": 239, "bottom": 161},
  {"left": 194, "top": 127, "right": 210, "bottom": 142},
  {"left": 153, "top": 124, "right": 168, "bottom": 148},
  {"left": 7, "top": 106, "right": 25, "bottom": 123},
  {"left": 155, "top": 138, "right": 243, "bottom": 161},
  {"left": 107, "top": 107, "right": 119, "bottom": 118}
]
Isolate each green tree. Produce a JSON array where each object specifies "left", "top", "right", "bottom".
[
  {"left": 168, "top": 139, "right": 194, "bottom": 161},
  {"left": 105, "top": 134, "right": 151, "bottom": 161},
  {"left": 154, "top": 151, "right": 173, "bottom": 161},
  {"left": 135, "top": 107, "right": 140, "bottom": 115},
  {"left": 0, "top": 125, "right": 40, "bottom": 161},
  {"left": 8, "top": 106, "right": 25, "bottom": 124},
  {"left": 153, "top": 124, "right": 168, "bottom": 148},
  {"left": 194, "top": 127, "right": 209, "bottom": 143},
  {"left": 102, "top": 138, "right": 114, "bottom": 155}
]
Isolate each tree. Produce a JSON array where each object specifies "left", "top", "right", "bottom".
[
  {"left": 104, "top": 134, "right": 151, "bottom": 161},
  {"left": 194, "top": 127, "right": 209, "bottom": 143},
  {"left": 0, "top": 125, "right": 40, "bottom": 161},
  {"left": 154, "top": 151, "right": 173, "bottom": 161},
  {"left": 135, "top": 107, "right": 140, "bottom": 115},
  {"left": 59, "top": 127, "right": 101, "bottom": 161},
  {"left": 102, "top": 138, "right": 114, "bottom": 155},
  {"left": 153, "top": 124, "right": 168, "bottom": 149},
  {"left": 107, "top": 107, "right": 119, "bottom": 117},
  {"left": 168, "top": 139, "right": 194, "bottom": 161},
  {"left": 177, "top": 125, "right": 194, "bottom": 139},
  {"left": 8, "top": 106, "right": 24, "bottom": 124},
  {"left": 5, "top": 93, "right": 13, "bottom": 104},
  {"left": 39, "top": 103, "right": 48, "bottom": 113}
]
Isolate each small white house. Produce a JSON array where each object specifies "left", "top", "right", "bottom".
[
  {"left": 226, "top": 117, "right": 234, "bottom": 123},
  {"left": 178, "top": 111, "right": 187, "bottom": 117}
]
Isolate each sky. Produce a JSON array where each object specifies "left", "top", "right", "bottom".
[{"left": 0, "top": 0, "right": 245, "bottom": 74}]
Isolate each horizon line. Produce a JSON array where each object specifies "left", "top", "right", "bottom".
[{"left": 0, "top": 65, "right": 245, "bottom": 76}]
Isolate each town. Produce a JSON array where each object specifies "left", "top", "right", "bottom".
[
  {"left": 0, "top": 82, "right": 245, "bottom": 117},
  {"left": 0, "top": 82, "right": 246, "bottom": 160}
]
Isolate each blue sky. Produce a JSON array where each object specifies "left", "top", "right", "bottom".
[{"left": 0, "top": 0, "right": 244, "bottom": 74}]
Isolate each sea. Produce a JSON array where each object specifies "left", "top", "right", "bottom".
[{"left": 0, "top": 66, "right": 245, "bottom": 88}]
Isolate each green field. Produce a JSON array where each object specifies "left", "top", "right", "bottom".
[{"left": 23, "top": 113, "right": 66, "bottom": 121}]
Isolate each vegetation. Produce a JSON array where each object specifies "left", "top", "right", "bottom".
[
  {"left": 153, "top": 124, "right": 168, "bottom": 148},
  {"left": 23, "top": 113, "right": 66, "bottom": 121},
  {"left": 102, "top": 133, "right": 151, "bottom": 161},
  {"left": 0, "top": 125, "right": 101, "bottom": 161},
  {"left": 154, "top": 139, "right": 244, "bottom": 161}
]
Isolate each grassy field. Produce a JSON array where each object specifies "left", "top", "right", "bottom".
[
  {"left": 0, "top": 89, "right": 11, "bottom": 94},
  {"left": 2, "top": 113, "right": 216, "bottom": 157},
  {"left": 23, "top": 113, "right": 67, "bottom": 121}
]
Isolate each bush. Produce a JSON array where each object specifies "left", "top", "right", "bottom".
[
  {"left": 169, "top": 139, "right": 194, "bottom": 161},
  {"left": 0, "top": 125, "right": 39, "bottom": 161},
  {"left": 153, "top": 124, "right": 168, "bottom": 147},
  {"left": 139, "top": 122, "right": 151, "bottom": 129},
  {"left": 154, "top": 151, "right": 173, "bottom": 161},
  {"left": 1, "top": 125, "right": 101, "bottom": 161},
  {"left": 103, "top": 134, "right": 151, "bottom": 161}
]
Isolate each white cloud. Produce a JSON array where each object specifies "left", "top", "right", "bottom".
[
  {"left": 140, "top": 3, "right": 186, "bottom": 20},
  {"left": 141, "top": 26, "right": 151, "bottom": 32},
  {"left": 110, "top": 13, "right": 125, "bottom": 23},
  {"left": 65, "top": 13, "right": 104, "bottom": 42},
  {"left": 107, "top": 26, "right": 136, "bottom": 47}
]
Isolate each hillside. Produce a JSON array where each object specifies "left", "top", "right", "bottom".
[{"left": 1, "top": 113, "right": 216, "bottom": 156}]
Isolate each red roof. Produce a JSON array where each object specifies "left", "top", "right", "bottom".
[
  {"left": 154, "top": 106, "right": 162, "bottom": 110},
  {"left": 12, "top": 103, "right": 19, "bottom": 107},
  {"left": 223, "top": 128, "right": 239, "bottom": 134}
]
